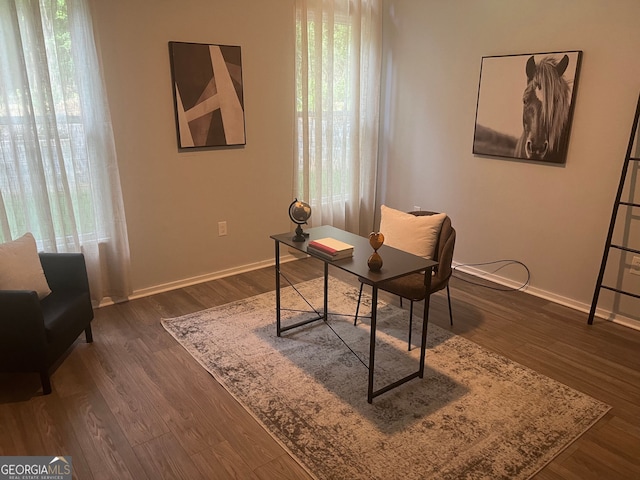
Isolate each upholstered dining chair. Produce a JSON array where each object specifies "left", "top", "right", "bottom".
[{"left": 354, "top": 210, "right": 456, "bottom": 350}]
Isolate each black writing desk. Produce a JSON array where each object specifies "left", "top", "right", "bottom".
[{"left": 270, "top": 225, "right": 437, "bottom": 403}]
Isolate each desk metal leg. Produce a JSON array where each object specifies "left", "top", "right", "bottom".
[
  {"left": 419, "top": 267, "right": 433, "bottom": 377},
  {"left": 274, "top": 239, "right": 325, "bottom": 335},
  {"left": 323, "top": 262, "right": 329, "bottom": 321},
  {"left": 367, "top": 266, "right": 434, "bottom": 402},
  {"left": 367, "top": 286, "right": 378, "bottom": 404},
  {"left": 275, "top": 241, "right": 282, "bottom": 336}
]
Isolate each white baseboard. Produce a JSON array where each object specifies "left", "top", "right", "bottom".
[
  {"left": 99, "top": 256, "right": 640, "bottom": 332},
  {"left": 129, "top": 256, "right": 299, "bottom": 301},
  {"left": 453, "top": 263, "right": 640, "bottom": 332},
  {"left": 97, "top": 255, "right": 299, "bottom": 307}
]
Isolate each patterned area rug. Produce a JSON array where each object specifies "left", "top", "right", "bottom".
[{"left": 162, "top": 278, "right": 610, "bottom": 480}]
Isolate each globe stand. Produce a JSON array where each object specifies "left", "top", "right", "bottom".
[{"left": 292, "top": 224, "right": 308, "bottom": 242}]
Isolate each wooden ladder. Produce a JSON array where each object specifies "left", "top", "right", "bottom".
[{"left": 588, "top": 93, "right": 640, "bottom": 324}]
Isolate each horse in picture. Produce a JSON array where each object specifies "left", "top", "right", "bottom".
[{"left": 515, "top": 54, "right": 572, "bottom": 163}]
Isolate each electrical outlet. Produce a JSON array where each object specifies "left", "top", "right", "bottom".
[
  {"left": 218, "top": 221, "right": 227, "bottom": 236},
  {"left": 631, "top": 256, "right": 640, "bottom": 276}
]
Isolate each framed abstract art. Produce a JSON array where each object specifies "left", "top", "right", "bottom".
[{"left": 169, "top": 41, "right": 246, "bottom": 149}]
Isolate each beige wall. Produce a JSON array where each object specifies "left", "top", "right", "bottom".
[
  {"left": 91, "top": 0, "right": 295, "bottom": 294},
  {"left": 378, "top": 0, "right": 640, "bottom": 322},
  {"left": 91, "top": 0, "right": 639, "bottom": 322}
]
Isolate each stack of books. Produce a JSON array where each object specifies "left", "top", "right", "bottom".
[{"left": 307, "top": 237, "right": 354, "bottom": 261}]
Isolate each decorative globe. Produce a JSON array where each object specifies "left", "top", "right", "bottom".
[
  {"left": 289, "top": 199, "right": 312, "bottom": 242},
  {"left": 289, "top": 199, "right": 312, "bottom": 224}
]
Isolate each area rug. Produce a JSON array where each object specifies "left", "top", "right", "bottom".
[{"left": 161, "top": 278, "right": 610, "bottom": 480}]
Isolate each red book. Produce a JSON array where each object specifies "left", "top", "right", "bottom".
[{"left": 307, "top": 238, "right": 354, "bottom": 259}]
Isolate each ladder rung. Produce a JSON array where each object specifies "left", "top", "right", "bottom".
[
  {"left": 589, "top": 94, "right": 640, "bottom": 325},
  {"left": 601, "top": 285, "right": 640, "bottom": 300},
  {"left": 610, "top": 244, "right": 640, "bottom": 255}
]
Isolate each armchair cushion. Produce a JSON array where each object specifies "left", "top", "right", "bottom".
[
  {"left": 0, "top": 233, "right": 51, "bottom": 299},
  {"left": 40, "top": 291, "right": 93, "bottom": 344},
  {"left": 379, "top": 205, "right": 446, "bottom": 260}
]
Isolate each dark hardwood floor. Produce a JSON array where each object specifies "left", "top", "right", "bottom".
[{"left": 1, "top": 258, "right": 639, "bottom": 479}]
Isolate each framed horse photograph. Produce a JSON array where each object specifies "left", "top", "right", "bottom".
[{"left": 473, "top": 50, "right": 582, "bottom": 164}]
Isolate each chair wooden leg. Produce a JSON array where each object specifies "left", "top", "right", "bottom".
[
  {"left": 408, "top": 300, "right": 414, "bottom": 351},
  {"left": 85, "top": 324, "right": 93, "bottom": 343},
  {"left": 40, "top": 370, "right": 52, "bottom": 395},
  {"left": 354, "top": 283, "right": 364, "bottom": 325},
  {"left": 447, "top": 284, "right": 453, "bottom": 326}
]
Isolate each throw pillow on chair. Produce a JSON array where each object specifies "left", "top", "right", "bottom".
[{"left": 355, "top": 207, "right": 456, "bottom": 350}]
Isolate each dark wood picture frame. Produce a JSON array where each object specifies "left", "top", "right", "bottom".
[
  {"left": 473, "top": 50, "right": 582, "bottom": 164},
  {"left": 169, "top": 41, "right": 246, "bottom": 149}
]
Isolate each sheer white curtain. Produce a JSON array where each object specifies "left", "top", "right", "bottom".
[
  {"left": 295, "top": 0, "right": 381, "bottom": 235},
  {"left": 0, "top": 0, "right": 131, "bottom": 304}
]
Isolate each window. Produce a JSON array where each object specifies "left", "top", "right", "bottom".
[
  {"left": 295, "top": 15, "right": 352, "bottom": 203},
  {"left": 0, "top": 0, "right": 131, "bottom": 302},
  {"left": 294, "top": 0, "right": 381, "bottom": 234}
]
